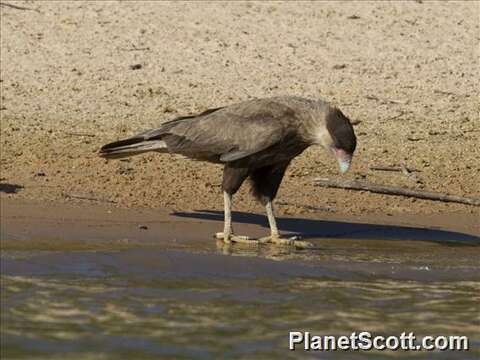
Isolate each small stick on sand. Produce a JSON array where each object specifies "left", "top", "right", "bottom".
[
  {"left": 0, "top": 2, "right": 39, "bottom": 11},
  {"left": 119, "top": 46, "right": 151, "bottom": 52},
  {"left": 365, "top": 95, "right": 408, "bottom": 105},
  {"left": 434, "top": 89, "right": 457, "bottom": 97},
  {"left": 385, "top": 111, "right": 405, "bottom": 121},
  {"left": 369, "top": 165, "right": 421, "bottom": 173},
  {"left": 65, "top": 132, "right": 96, "bottom": 137},
  {"left": 313, "top": 178, "right": 480, "bottom": 207},
  {"left": 63, "top": 193, "right": 117, "bottom": 204},
  {"left": 275, "top": 200, "right": 336, "bottom": 212}
]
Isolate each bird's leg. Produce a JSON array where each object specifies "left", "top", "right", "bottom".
[
  {"left": 258, "top": 200, "right": 293, "bottom": 245},
  {"left": 266, "top": 200, "right": 281, "bottom": 238},
  {"left": 258, "top": 201, "right": 313, "bottom": 249},
  {"left": 215, "top": 192, "right": 253, "bottom": 244},
  {"left": 223, "top": 191, "right": 233, "bottom": 240}
]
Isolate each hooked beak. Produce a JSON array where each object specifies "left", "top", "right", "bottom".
[{"left": 333, "top": 148, "right": 352, "bottom": 173}]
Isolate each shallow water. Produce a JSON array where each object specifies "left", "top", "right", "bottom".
[{"left": 2, "top": 236, "right": 480, "bottom": 359}]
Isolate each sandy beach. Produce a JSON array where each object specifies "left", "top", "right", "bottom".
[
  {"left": 1, "top": 1, "right": 479, "bottom": 217},
  {"left": 2, "top": 196, "right": 479, "bottom": 264},
  {"left": 1, "top": 1, "right": 479, "bottom": 358}
]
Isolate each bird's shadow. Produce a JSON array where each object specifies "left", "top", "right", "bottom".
[
  {"left": 173, "top": 210, "right": 480, "bottom": 247},
  {"left": 0, "top": 183, "right": 23, "bottom": 194}
]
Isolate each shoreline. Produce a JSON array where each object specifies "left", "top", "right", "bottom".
[
  {"left": 2, "top": 197, "right": 478, "bottom": 244},
  {"left": 2, "top": 197, "right": 479, "bottom": 282}
]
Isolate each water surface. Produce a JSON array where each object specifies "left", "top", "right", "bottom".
[{"left": 2, "top": 236, "right": 479, "bottom": 359}]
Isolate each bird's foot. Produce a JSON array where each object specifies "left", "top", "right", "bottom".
[
  {"left": 214, "top": 232, "right": 258, "bottom": 245},
  {"left": 257, "top": 235, "right": 314, "bottom": 249},
  {"left": 215, "top": 233, "right": 314, "bottom": 249}
]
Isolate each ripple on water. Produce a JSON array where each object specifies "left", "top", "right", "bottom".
[{"left": 2, "top": 270, "right": 479, "bottom": 359}]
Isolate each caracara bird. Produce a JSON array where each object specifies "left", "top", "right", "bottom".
[{"left": 100, "top": 96, "right": 356, "bottom": 247}]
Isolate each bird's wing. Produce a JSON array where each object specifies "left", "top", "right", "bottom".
[{"left": 142, "top": 100, "right": 296, "bottom": 162}]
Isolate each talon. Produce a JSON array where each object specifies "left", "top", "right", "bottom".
[
  {"left": 272, "top": 237, "right": 294, "bottom": 246},
  {"left": 214, "top": 232, "right": 258, "bottom": 245},
  {"left": 293, "top": 240, "right": 315, "bottom": 249},
  {"left": 257, "top": 237, "right": 271, "bottom": 244},
  {"left": 258, "top": 235, "right": 314, "bottom": 249},
  {"left": 215, "top": 232, "right": 232, "bottom": 243},
  {"left": 232, "top": 235, "right": 250, "bottom": 241}
]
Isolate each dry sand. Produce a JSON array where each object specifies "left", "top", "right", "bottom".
[{"left": 1, "top": 1, "right": 479, "bottom": 218}]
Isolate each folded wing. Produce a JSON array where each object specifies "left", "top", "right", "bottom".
[{"left": 140, "top": 98, "right": 296, "bottom": 163}]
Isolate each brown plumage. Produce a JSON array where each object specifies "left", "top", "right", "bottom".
[{"left": 100, "top": 96, "right": 357, "bottom": 246}]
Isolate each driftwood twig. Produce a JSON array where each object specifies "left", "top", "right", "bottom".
[
  {"left": 63, "top": 193, "right": 117, "bottom": 204},
  {"left": 65, "top": 132, "right": 96, "bottom": 137},
  {"left": 313, "top": 178, "right": 480, "bottom": 207},
  {"left": 434, "top": 89, "right": 457, "bottom": 97},
  {"left": 275, "top": 200, "right": 336, "bottom": 213},
  {"left": 0, "top": 2, "right": 39, "bottom": 11},
  {"left": 119, "top": 46, "right": 151, "bottom": 52},
  {"left": 369, "top": 165, "right": 421, "bottom": 173},
  {"left": 365, "top": 95, "right": 408, "bottom": 105},
  {"left": 385, "top": 111, "right": 405, "bottom": 121}
]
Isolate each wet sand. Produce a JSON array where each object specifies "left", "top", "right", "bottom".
[
  {"left": 1, "top": 199, "right": 479, "bottom": 358},
  {"left": 2, "top": 198, "right": 479, "bottom": 280}
]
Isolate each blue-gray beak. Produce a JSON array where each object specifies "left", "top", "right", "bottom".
[
  {"left": 338, "top": 158, "right": 351, "bottom": 173},
  {"left": 333, "top": 148, "right": 352, "bottom": 173}
]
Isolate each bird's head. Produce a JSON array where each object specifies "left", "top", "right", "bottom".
[{"left": 316, "top": 107, "right": 357, "bottom": 173}]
